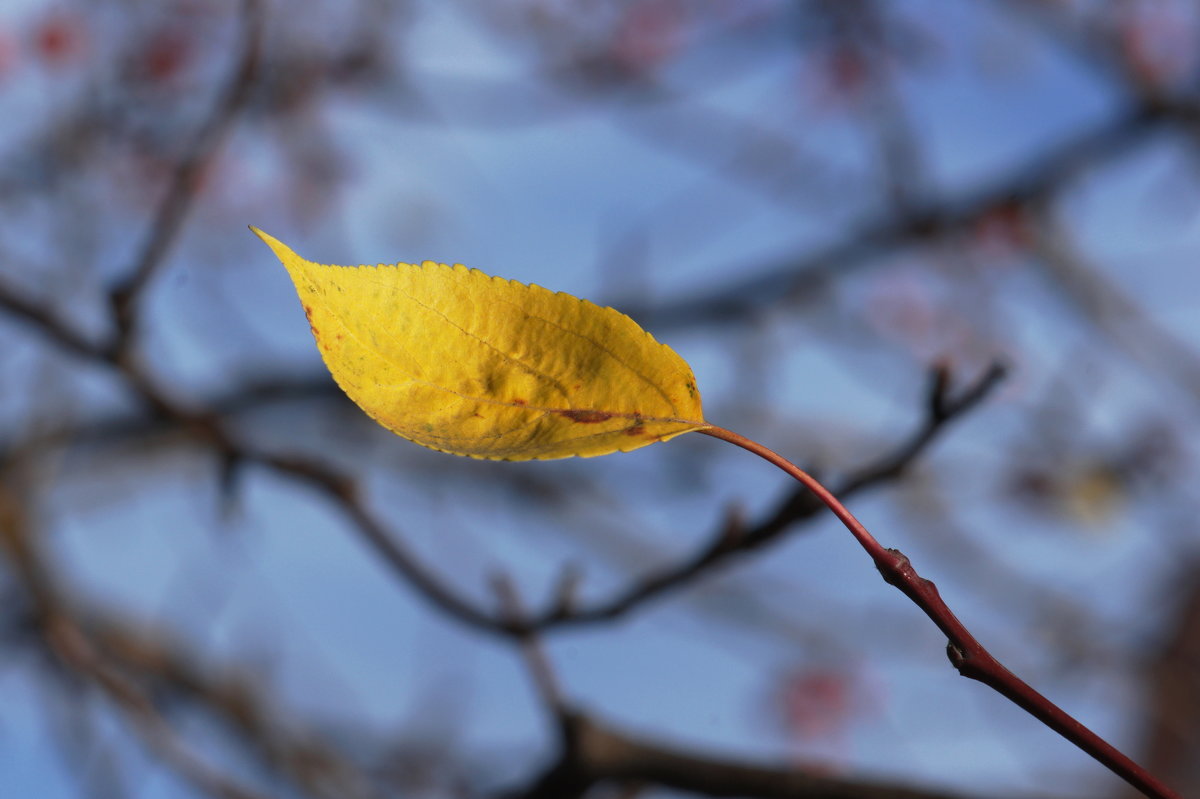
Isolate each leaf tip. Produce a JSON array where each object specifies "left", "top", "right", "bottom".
[{"left": 248, "top": 226, "right": 298, "bottom": 266}]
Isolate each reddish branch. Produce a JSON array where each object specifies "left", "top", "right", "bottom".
[{"left": 698, "top": 425, "right": 1182, "bottom": 799}]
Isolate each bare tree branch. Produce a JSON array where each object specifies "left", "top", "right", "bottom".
[{"left": 504, "top": 712, "right": 1066, "bottom": 799}]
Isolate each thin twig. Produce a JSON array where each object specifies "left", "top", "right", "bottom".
[
  {"left": 0, "top": 278, "right": 107, "bottom": 361},
  {"left": 1032, "top": 217, "right": 1200, "bottom": 416},
  {"left": 249, "top": 451, "right": 506, "bottom": 634},
  {"left": 108, "top": 0, "right": 263, "bottom": 350},
  {"left": 491, "top": 574, "right": 569, "bottom": 719},
  {"left": 45, "top": 617, "right": 272, "bottom": 799}
]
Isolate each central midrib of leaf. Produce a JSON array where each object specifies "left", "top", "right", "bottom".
[{"left": 375, "top": 380, "right": 705, "bottom": 427}]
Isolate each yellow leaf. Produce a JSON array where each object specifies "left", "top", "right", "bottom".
[{"left": 252, "top": 228, "right": 708, "bottom": 460}]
